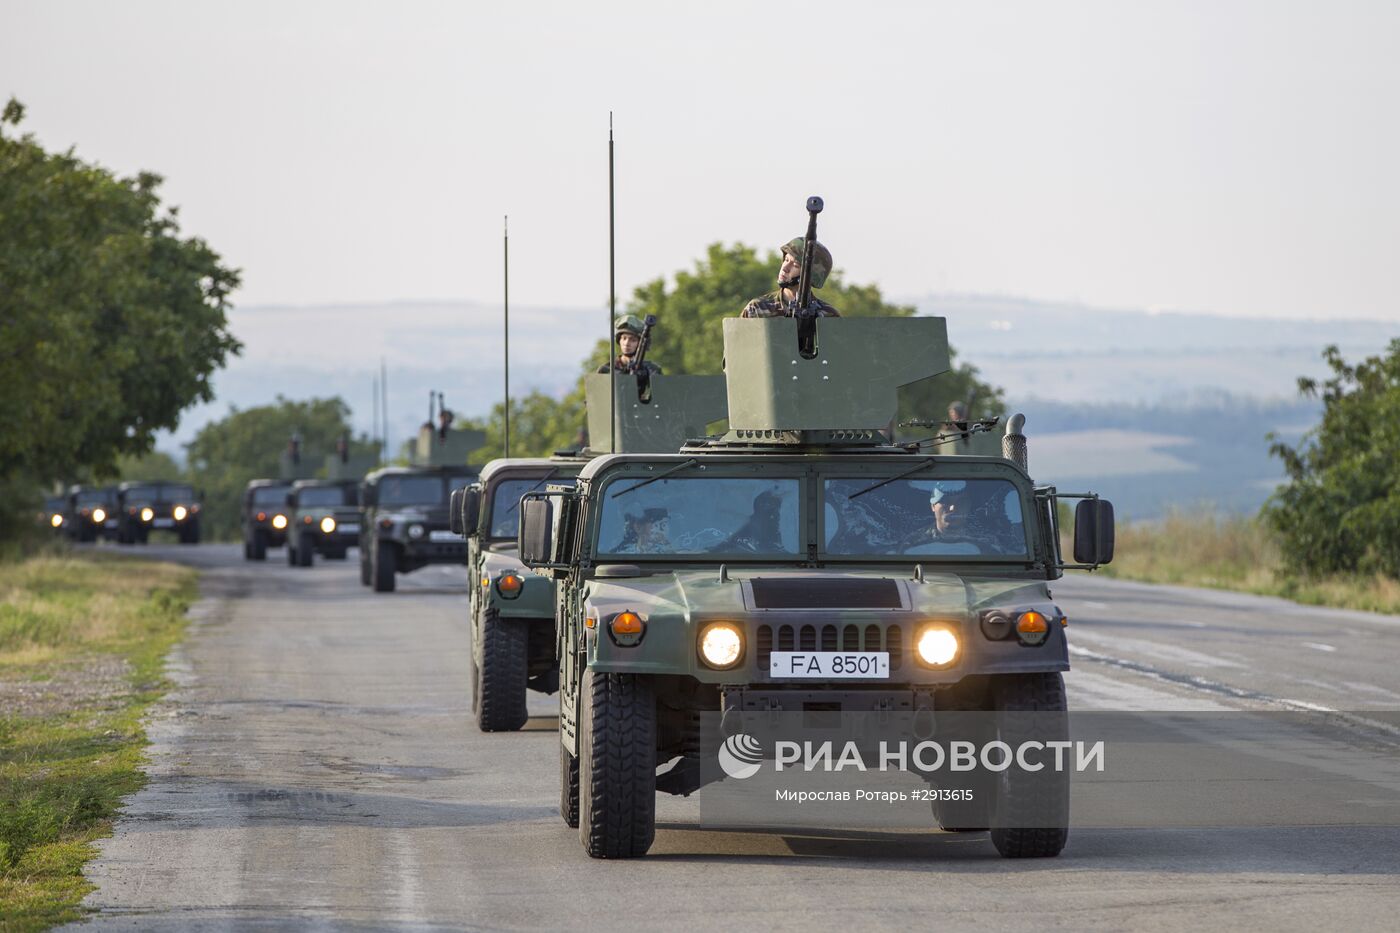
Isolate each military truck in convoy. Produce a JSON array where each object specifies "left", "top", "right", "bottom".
[
  {"left": 285, "top": 479, "right": 360, "bottom": 566},
  {"left": 241, "top": 479, "right": 293, "bottom": 560},
  {"left": 360, "top": 466, "right": 476, "bottom": 591},
  {"left": 517, "top": 314, "right": 1115, "bottom": 860},
  {"left": 115, "top": 482, "right": 202, "bottom": 544},
  {"left": 455, "top": 356, "right": 726, "bottom": 732},
  {"left": 65, "top": 485, "right": 119, "bottom": 542}
]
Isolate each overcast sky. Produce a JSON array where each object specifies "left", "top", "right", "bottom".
[{"left": 5, "top": 0, "right": 1399, "bottom": 321}]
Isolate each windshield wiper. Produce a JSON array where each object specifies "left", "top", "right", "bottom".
[
  {"left": 847, "top": 457, "right": 937, "bottom": 501},
  {"left": 611, "top": 458, "right": 699, "bottom": 499},
  {"left": 505, "top": 469, "right": 558, "bottom": 514}
]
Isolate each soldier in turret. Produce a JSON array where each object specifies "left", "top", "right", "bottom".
[
  {"left": 740, "top": 238, "right": 841, "bottom": 318},
  {"left": 598, "top": 315, "right": 664, "bottom": 375}
]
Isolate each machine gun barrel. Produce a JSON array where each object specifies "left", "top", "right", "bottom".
[{"left": 794, "top": 196, "right": 823, "bottom": 316}]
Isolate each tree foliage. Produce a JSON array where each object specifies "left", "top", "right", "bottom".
[
  {"left": 1265, "top": 340, "right": 1400, "bottom": 577},
  {"left": 184, "top": 397, "right": 378, "bottom": 540},
  {"left": 0, "top": 98, "right": 240, "bottom": 507}
]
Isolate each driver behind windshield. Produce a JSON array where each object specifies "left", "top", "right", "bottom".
[{"left": 898, "top": 483, "right": 969, "bottom": 552}]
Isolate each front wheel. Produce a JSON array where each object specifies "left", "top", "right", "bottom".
[
  {"left": 475, "top": 607, "right": 528, "bottom": 732},
  {"left": 989, "top": 672, "right": 1070, "bottom": 859},
  {"left": 372, "top": 540, "right": 396, "bottom": 592},
  {"left": 251, "top": 531, "right": 267, "bottom": 561},
  {"left": 578, "top": 669, "right": 655, "bottom": 858},
  {"left": 297, "top": 535, "right": 314, "bottom": 567}
]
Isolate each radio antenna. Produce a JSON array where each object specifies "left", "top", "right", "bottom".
[
  {"left": 503, "top": 214, "right": 511, "bottom": 458},
  {"left": 608, "top": 112, "right": 617, "bottom": 454}
]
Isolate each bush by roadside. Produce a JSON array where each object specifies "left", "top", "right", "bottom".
[
  {"left": 0, "top": 553, "right": 195, "bottom": 932},
  {"left": 1094, "top": 509, "right": 1400, "bottom": 616}
]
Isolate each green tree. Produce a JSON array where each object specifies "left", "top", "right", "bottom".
[
  {"left": 184, "top": 397, "right": 377, "bottom": 540},
  {"left": 0, "top": 98, "right": 240, "bottom": 509},
  {"left": 114, "top": 450, "right": 184, "bottom": 483},
  {"left": 1266, "top": 340, "right": 1400, "bottom": 577},
  {"left": 456, "top": 389, "right": 590, "bottom": 465}
]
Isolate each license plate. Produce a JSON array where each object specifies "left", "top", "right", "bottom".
[
  {"left": 769, "top": 651, "right": 890, "bottom": 679},
  {"left": 153, "top": 518, "right": 174, "bottom": 528},
  {"left": 104, "top": 520, "right": 117, "bottom": 528},
  {"left": 338, "top": 523, "right": 360, "bottom": 534},
  {"left": 428, "top": 529, "right": 459, "bottom": 542}
]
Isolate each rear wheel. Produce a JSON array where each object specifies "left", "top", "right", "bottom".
[
  {"left": 372, "top": 540, "right": 396, "bottom": 592},
  {"left": 578, "top": 669, "right": 655, "bottom": 858},
  {"left": 475, "top": 607, "right": 528, "bottom": 732},
  {"left": 989, "top": 672, "right": 1070, "bottom": 859}
]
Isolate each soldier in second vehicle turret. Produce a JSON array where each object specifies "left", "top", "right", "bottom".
[
  {"left": 598, "top": 315, "right": 663, "bottom": 375},
  {"left": 740, "top": 238, "right": 841, "bottom": 318}
]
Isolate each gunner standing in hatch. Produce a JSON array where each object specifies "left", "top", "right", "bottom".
[{"left": 740, "top": 239, "right": 841, "bottom": 318}]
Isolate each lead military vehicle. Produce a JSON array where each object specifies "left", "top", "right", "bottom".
[
  {"left": 518, "top": 314, "right": 1115, "bottom": 860},
  {"left": 65, "top": 485, "right": 118, "bottom": 543},
  {"left": 285, "top": 479, "right": 360, "bottom": 566},
  {"left": 115, "top": 481, "right": 202, "bottom": 544},
  {"left": 241, "top": 479, "right": 292, "bottom": 560},
  {"left": 458, "top": 362, "right": 726, "bottom": 732}
]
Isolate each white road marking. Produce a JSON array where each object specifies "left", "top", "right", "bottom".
[{"left": 1302, "top": 642, "right": 1337, "bottom": 652}]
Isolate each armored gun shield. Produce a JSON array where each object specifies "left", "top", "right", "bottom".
[
  {"left": 722, "top": 317, "right": 951, "bottom": 434},
  {"left": 324, "top": 453, "right": 380, "bottom": 481},
  {"left": 414, "top": 426, "right": 486, "bottom": 466},
  {"left": 585, "top": 373, "right": 727, "bottom": 454}
]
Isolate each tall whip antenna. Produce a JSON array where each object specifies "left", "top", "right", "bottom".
[
  {"left": 608, "top": 112, "right": 617, "bottom": 454},
  {"left": 503, "top": 214, "right": 511, "bottom": 458}
]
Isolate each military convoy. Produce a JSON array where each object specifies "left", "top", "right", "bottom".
[
  {"left": 284, "top": 479, "right": 361, "bottom": 566},
  {"left": 511, "top": 314, "right": 1114, "bottom": 860}
]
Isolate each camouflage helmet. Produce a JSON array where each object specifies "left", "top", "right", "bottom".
[
  {"left": 781, "top": 238, "right": 834, "bottom": 289},
  {"left": 614, "top": 314, "right": 646, "bottom": 339}
]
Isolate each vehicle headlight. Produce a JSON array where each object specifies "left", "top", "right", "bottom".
[
  {"left": 91, "top": 508, "right": 106, "bottom": 524},
  {"left": 320, "top": 516, "right": 337, "bottom": 534},
  {"left": 408, "top": 524, "right": 424, "bottom": 539},
  {"left": 140, "top": 507, "right": 154, "bottom": 522},
  {"left": 173, "top": 505, "right": 188, "bottom": 521},
  {"left": 915, "top": 626, "right": 960, "bottom": 668},
  {"left": 50, "top": 513, "right": 64, "bottom": 528},
  {"left": 699, "top": 621, "right": 744, "bottom": 670},
  {"left": 271, "top": 514, "right": 288, "bottom": 530}
]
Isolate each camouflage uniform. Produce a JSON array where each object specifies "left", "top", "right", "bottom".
[
  {"left": 740, "top": 237, "right": 840, "bottom": 318},
  {"left": 598, "top": 313, "right": 665, "bottom": 374},
  {"left": 598, "top": 358, "right": 664, "bottom": 375}
]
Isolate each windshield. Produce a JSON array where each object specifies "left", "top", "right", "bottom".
[
  {"left": 823, "top": 477, "right": 1028, "bottom": 558},
  {"left": 122, "top": 486, "right": 158, "bottom": 502},
  {"left": 596, "top": 477, "right": 802, "bottom": 558},
  {"left": 159, "top": 484, "right": 195, "bottom": 502},
  {"left": 251, "top": 486, "right": 290, "bottom": 507},
  {"left": 378, "top": 475, "right": 450, "bottom": 507},
  {"left": 490, "top": 477, "right": 578, "bottom": 538},
  {"left": 297, "top": 486, "right": 351, "bottom": 508},
  {"left": 74, "top": 490, "right": 111, "bottom": 505}
]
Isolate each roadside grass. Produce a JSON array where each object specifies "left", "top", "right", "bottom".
[
  {"left": 0, "top": 552, "right": 194, "bottom": 932},
  {"left": 1094, "top": 509, "right": 1400, "bottom": 616}
]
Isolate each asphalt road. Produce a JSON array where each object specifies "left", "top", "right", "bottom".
[{"left": 64, "top": 544, "right": 1400, "bottom": 931}]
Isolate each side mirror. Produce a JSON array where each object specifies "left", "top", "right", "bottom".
[
  {"left": 361, "top": 483, "right": 377, "bottom": 507},
  {"left": 518, "top": 496, "right": 555, "bottom": 568},
  {"left": 449, "top": 488, "right": 465, "bottom": 535},
  {"left": 1073, "top": 499, "right": 1115, "bottom": 565},
  {"left": 463, "top": 486, "right": 481, "bottom": 536}
]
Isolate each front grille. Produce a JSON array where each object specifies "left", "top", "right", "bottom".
[
  {"left": 755, "top": 622, "right": 906, "bottom": 673},
  {"left": 750, "top": 578, "right": 902, "bottom": 609}
]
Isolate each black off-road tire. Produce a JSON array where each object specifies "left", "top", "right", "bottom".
[
  {"left": 561, "top": 741, "right": 580, "bottom": 828},
  {"left": 297, "top": 535, "right": 314, "bottom": 567},
  {"left": 578, "top": 669, "right": 656, "bottom": 858},
  {"left": 372, "top": 540, "right": 396, "bottom": 592},
  {"left": 286, "top": 538, "right": 297, "bottom": 566},
  {"left": 243, "top": 539, "right": 253, "bottom": 560},
  {"left": 359, "top": 549, "right": 372, "bottom": 586},
  {"left": 251, "top": 530, "right": 267, "bottom": 561},
  {"left": 989, "top": 672, "right": 1069, "bottom": 859},
  {"left": 475, "top": 607, "right": 528, "bottom": 732}
]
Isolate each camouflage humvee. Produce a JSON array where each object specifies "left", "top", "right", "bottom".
[
  {"left": 115, "top": 481, "right": 202, "bottom": 544},
  {"left": 285, "top": 479, "right": 360, "bottom": 567},
  {"left": 65, "top": 485, "right": 118, "bottom": 542},
  {"left": 357, "top": 426, "right": 480, "bottom": 592},
  {"left": 241, "top": 479, "right": 293, "bottom": 560},
  {"left": 457, "top": 372, "right": 726, "bottom": 732},
  {"left": 518, "top": 316, "right": 1115, "bottom": 860}
]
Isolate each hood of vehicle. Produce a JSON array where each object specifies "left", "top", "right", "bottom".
[{"left": 584, "top": 568, "right": 1051, "bottom": 622}]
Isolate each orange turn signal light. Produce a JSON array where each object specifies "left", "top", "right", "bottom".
[
  {"left": 496, "top": 573, "right": 524, "bottom": 597},
  {"left": 303, "top": 515, "right": 313, "bottom": 524},
  {"left": 1016, "top": 610, "right": 1050, "bottom": 646},
  {"left": 610, "top": 611, "right": 643, "bottom": 636},
  {"left": 256, "top": 511, "right": 267, "bottom": 522}
]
